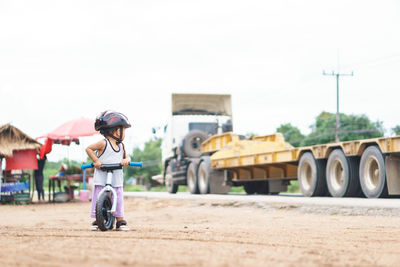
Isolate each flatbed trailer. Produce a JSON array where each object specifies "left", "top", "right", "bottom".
[{"left": 202, "top": 132, "right": 400, "bottom": 198}]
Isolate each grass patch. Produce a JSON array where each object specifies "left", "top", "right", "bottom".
[
  {"left": 124, "top": 184, "right": 167, "bottom": 192},
  {"left": 286, "top": 180, "right": 300, "bottom": 193},
  {"left": 230, "top": 186, "right": 245, "bottom": 193},
  {"left": 123, "top": 184, "right": 188, "bottom": 193},
  {"left": 178, "top": 185, "right": 188, "bottom": 192}
]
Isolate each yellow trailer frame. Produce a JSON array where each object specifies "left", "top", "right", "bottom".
[{"left": 202, "top": 132, "right": 400, "bottom": 196}]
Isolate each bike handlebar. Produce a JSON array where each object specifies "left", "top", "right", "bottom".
[
  {"left": 81, "top": 163, "right": 94, "bottom": 170},
  {"left": 81, "top": 162, "right": 143, "bottom": 171},
  {"left": 129, "top": 162, "right": 143, "bottom": 167}
]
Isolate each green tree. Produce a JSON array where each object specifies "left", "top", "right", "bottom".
[
  {"left": 245, "top": 132, "right": 258, "bottom": 138},
  {"left": 392, "top": 125, "right": 400, "bottom": 136},
  {"left": 276, "top": 123, "right": 304, "bottom": 147},
  {"left": 125, "top": 138, "right": 162, "bottom": 182},
  {"left": 301, "top": 112, "right": 384, "bottom": 146}
]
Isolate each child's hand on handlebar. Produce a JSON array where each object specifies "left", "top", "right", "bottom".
[
  {"left": 121, "top": 158, "right": 130, "bottom": 166},
  {"left": 93, "top": 160, "right": 102, "bottom": 169}
]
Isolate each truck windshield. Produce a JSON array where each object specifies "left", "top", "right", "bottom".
[{"left": 189, "top": 122, "right": 218, "bottom": 135}]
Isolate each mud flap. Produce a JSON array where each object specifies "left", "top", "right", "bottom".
[
  {"left": 385, "top": 156, "right": 400, "bottom": 195},
  {"left": 209, "top": 169, "right": 231, "bottom": 194},
  {"left": 268, "top": 180, "right": 288, "bottom": 193}
]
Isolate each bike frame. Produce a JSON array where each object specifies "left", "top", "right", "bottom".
[
  {"left": 81, "top": 162, "right": 143, "bottom": 215},
  {"left": 98, "top": 171, "right": 118, "bottom": 213}
]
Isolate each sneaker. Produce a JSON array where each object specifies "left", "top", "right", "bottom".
[
  {"left": 116, "top": 220, "right": 130, "bottom": 231},
  {"left": 90, "top": 220, "right": 98, "bottom": 231}
]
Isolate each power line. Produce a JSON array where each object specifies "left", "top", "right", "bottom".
[{"left": 323, "top": 70, "right": 354, "bottom": 142}]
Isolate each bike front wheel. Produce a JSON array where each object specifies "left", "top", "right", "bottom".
[{"left": 96, "top": 192, "right": 115, "bottom": 231}]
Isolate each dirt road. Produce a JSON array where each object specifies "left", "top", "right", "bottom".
[{"left": 1, "top": 197, "right": 400, "bottom": 266}]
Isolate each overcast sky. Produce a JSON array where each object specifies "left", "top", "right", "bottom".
[{"left": 1, "top": 0, "right": 399, "bottom": 161}]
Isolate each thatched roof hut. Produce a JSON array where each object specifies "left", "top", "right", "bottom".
[{"left": 0, "top": 124, "right": 42, "bottom": 158}]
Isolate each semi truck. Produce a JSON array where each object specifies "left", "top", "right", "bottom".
[
  {"left": 163, "top": 93, "right": 400, "bottom": 198},
  {"left": 162, "top": 93, "right": 233, "bottom": 194}
]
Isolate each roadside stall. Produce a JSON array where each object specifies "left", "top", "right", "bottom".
[
  {"left": 38, "top": 118, "right": 98, "bottom": 202},
  {"left": 0, "top": 124, "right": 42, "bottom": 204}
]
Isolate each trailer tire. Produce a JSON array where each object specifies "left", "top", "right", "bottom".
[
  {"left": 255, "top": 181, "right": 269, "bottom": 195},
  {"left": 198, "top": 160, "right": 210, "bottom": 194},
  {"left": 359, "top": 146, "right": 388, "bottom": 198},
  {"left": 326, "top": 150, "right": 361, "bottom": 197},
  {"left": 298, "top": 152, "right": 327, "bottom": 197},
  {"left": 165, "top": 165, "right": 178, "bottom": 194},
  {"left": 187, "top": 161, "right": 200, "bottom": 194},
  {"left": 243, "top": 183, "right": 256, "bottom": 195},
  {"left": 182, "top": 130, "right": 209, "bottom": 158}
]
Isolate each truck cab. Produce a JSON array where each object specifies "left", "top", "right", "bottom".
[{"left": 162, "top": 94, "right": 233, "bottom": 194}]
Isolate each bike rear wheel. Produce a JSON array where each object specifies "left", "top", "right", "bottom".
[{"left": 96, "top": 192, "right": 115, "bottom": 231}]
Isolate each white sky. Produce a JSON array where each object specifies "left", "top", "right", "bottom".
[{"left": 1, "top": 0, "right": 399, "bottom": 161}]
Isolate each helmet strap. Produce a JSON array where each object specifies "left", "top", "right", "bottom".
[{"left": 108, "top": 126, "right": 123, "bottom": 144}]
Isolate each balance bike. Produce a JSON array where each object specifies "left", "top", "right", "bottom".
[{"left": 81, "top": 162, "right": 142, "bottom": 231}]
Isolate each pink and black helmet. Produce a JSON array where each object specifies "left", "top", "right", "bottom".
[{"left": 95, "top": 110, "right": 131, "bottom": 135}]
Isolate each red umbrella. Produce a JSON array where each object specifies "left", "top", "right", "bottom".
[
  {"left": 46, "top": 118, "right": 97, "bottom": 140},
  {"left": 38, "top": 118, "right": 98, "bottom": 146}
]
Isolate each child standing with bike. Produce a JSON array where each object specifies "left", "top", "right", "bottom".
[{"left": 85, "top": 110, "right": 132, "bottom": 231}]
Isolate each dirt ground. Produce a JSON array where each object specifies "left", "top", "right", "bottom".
[{"left": 1, "top": 197, "right": 400, "bottom": 267}]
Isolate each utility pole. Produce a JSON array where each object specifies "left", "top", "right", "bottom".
[{"left": 323, "top": 70, "right": 354, "bottom": 142}]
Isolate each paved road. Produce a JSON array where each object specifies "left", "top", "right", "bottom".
[{"left": 125, "top": 191, "right": 400, "bottom": 210}]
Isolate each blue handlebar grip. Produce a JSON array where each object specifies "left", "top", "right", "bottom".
[
  {"left": 81, "top": 163, "right": 94, "bottom": 170},
  {"left": 129, "top": 162, "right": 143, "bottom": 167}
]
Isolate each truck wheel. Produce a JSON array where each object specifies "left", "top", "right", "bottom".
[
  {"left": 326, "top": 149, "right": 360, "bottom": 197},
  {"left": 243, "top": 183, "right": 256, "bottom": 195},
  {"left": 187, "top": 161, "right": 199, "bottom": 194},
  {"left": 255, "top": 181, "right": 269, "bottom": 194},
  {"left": 183, "top": 130, "right": 208, "bottom": 158},
  {"left": 297, "top": 152, "right": 327, "bottom": 197},
  {"left": 359, "top": 146, "right": 388, "bottom": 198},
  {"left": 165, "top": 165, "right": 178, "bottom": 194},
  {"left": 198, "top": 160, "right": 210, "bottom": 194}
]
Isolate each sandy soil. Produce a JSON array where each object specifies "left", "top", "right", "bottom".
[{"left": 1, "top": 197, "right": 400, "bottom": 267}]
